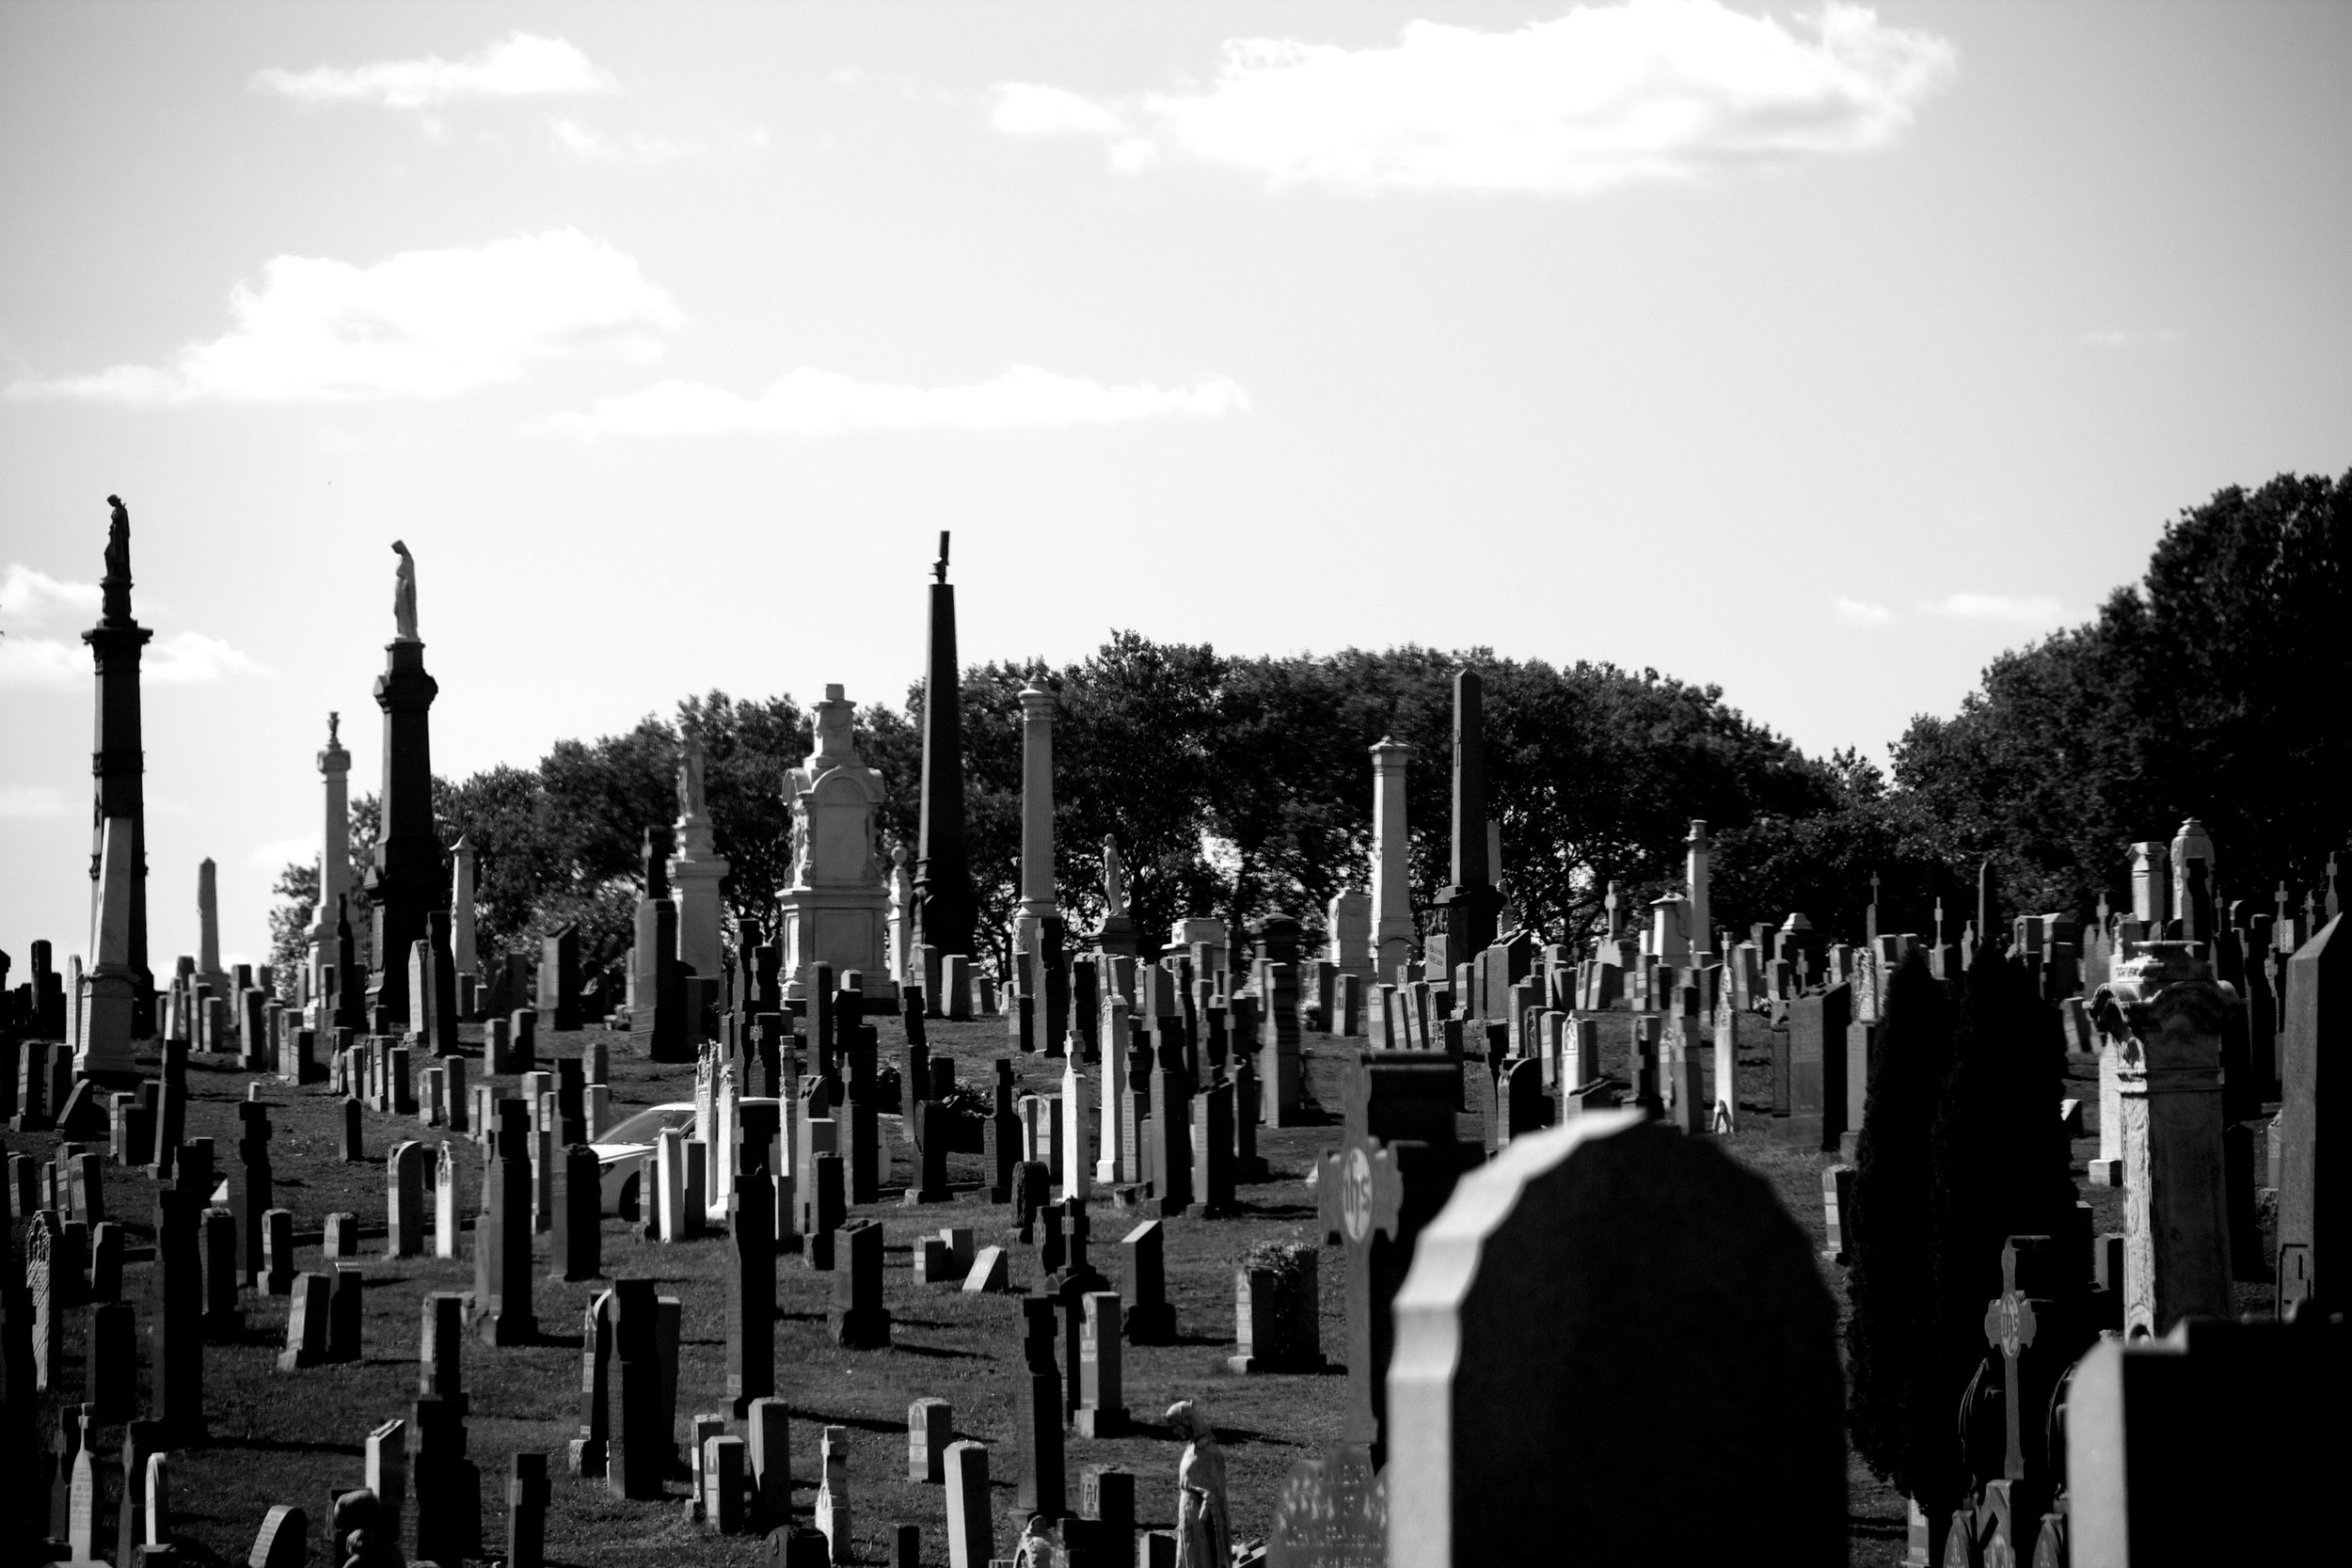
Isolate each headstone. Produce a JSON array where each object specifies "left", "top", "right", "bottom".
[
  {"left": 944, "top": 1440, "right": 993, "bottom": 1568},
  {"left": 815, "top": 1425, "right": 851, "bottom": 1561},
  {"left": 834, "top": 1218, "right": 891, "bottom": 1348},
  {"left": 909, "top": 1396, "right": 952, "bottom": 1482},
  {"left": 1120, "top": 1220, "right": 1175, "bottom": 1343},
  {"left": 2090, "top": 943, "right": 2234, "bottom": 1336},
  {"left": 262, "top": 1207, "right": 296, "bottom": 1294},
  {"left": 749, "top": 1395, "right": 791, "bottom": 1525},
  {"left": 1014, "top": 1368, "right": 1065, "bottom": 1517},
  {"left": 2274, "top": 913, "right": 2341, "bottom": 1315},
  {"left": 552, "top": 1143, "right": 601, "bottom": 1282},
  {"left": 277, "top": 1272, "right": 332, "bottom": 1370},
  {"left": 1229, "top": 1244, "right": 1323, "bottom": 1373},
  {"left": 2066, "top": 1318, "right": 2333, "bottom": 1566},
  {"left": 961, "top": 1245, "right": 1009, "bottom": 1293},
  {"left": 248, "top": 1503, "right": 308, "bottom": 1568},
  {"left": 1385, "top": 1111, "right": 1844, "bottom": 1564},
  {"left": 1075, "top": 1291, "right": 1125, "bottom": 1437},
  {"left": 475, "top": 1100, "right": 537, "bottom": 1345}
]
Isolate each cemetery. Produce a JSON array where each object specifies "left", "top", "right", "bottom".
[{"left": 0, "top": 483, "right": 2340, "bottom": 1568}]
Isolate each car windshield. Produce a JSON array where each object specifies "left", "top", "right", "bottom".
[{"left": 596, "top": 1105, "right": 697, "bottom": 1147}]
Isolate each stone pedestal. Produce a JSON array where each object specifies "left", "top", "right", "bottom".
[
  {"left": 365, "top": 638, "right": 440, "bottom": 1028},
  {"left": 779, "top": 687, "right": 898, "bottom": 1005},
  {"left": 2092, "top": 942, "right": 2234, "bottom": 1338},
  {"left": 669, "top": 734, "right": 730, "bottom": 985}
]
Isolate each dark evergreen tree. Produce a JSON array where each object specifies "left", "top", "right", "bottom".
[
  {"left": 1844, "top": 950, "right": 1958, "bottom": 1500},
  {"left": 1925, "top": 947, "right": 2078, "bottom": 1499}
]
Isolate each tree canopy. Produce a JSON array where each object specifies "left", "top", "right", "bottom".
[{"left": 269, "top": 468, "right": 2350, "bottom": 982}]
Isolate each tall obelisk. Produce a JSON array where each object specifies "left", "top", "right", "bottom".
[
  {"left": 83, "top": 494, "right": 154, "bottom": 1045},
  {"left": 1426, "top": 668, "right": 1501, "bottom": 978},
  {"left": 307, "top": 713, "right": 352, "bottom": 1020},
  {"left": 913, "top": 531, "right": 977, "bottom": 967},
  {"left": 364, "top": 540, "right": 439, "bottom": 1026}
]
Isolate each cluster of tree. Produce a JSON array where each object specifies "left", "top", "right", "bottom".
[
  {"left": 270, "top": 468, "right": 2348, "bottom": 990},
  {"left": 1843, "top": 948, "right": 2081, "bottom": 1513}
]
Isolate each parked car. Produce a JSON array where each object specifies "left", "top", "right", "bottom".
[{"left": 593, "top": 1101, "right": 697, "bottom": 1218}]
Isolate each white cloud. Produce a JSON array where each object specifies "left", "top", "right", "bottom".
[
  {"left": 0, "top": 784, "right": 69, "bottom": 818},
  {"left": 1922, "top": 593, "right": 2068, "bottom": 624},
  {"left": 545, "top": 364, "right": 1251, "bottom": 438},
  {"left": 990, "top": 1, "right": 1956, "bottom": 196},
  {"left": 253, "top": 32, "right": 613, "bottom": 112},
  {"left": 0, "top": 637, "right": 84, "bottom": 687},
  {"left": 1834, "top": 596, "right": 1893, "bottom": 625},
  {"left": 1, "top": 562, "right": 103, "bottom": 627},
  {"left": 8, "top": 230, "right": 681, "bottom": 404},
  {"left": 546, "top": 118, "right": 766, "bottom": 165},
  {"left": 248, "top": 835, "right": 320, "bottom": 870},
  {"left": 150, "top": 632, "right": 268, "bottom": 683},
  {"left": 993, "top": 83, "right": 1126, "bottom": 136}
]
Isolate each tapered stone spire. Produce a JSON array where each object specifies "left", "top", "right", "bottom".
[
  {"left": 1427, "top": 669, "right": 1501, "bottom": 975},
  {"left": 364, "top": 540, "right": 440, "bottom": 1026},
  {"left": 913, "top": 531, "right": 976, "bottom": 962},
  {"left": 83, "top": 494, "right": 154, "bottom": 1052}
]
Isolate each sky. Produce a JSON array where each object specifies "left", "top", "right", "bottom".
[{"left": 2, "top": 1, "right": 2347, "bottom": 973}]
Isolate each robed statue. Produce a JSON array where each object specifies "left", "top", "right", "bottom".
[
  {"left": 1103, "top": 835, "right": 1129, "bottom": 918},
  {"left": 103, "top": 495, "right": 131, "bottom": 582},
  {"left": 390, "top": 540, "right": 419, "bottom": 641}
]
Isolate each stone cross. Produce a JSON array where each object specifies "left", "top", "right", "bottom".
[{"left": 1313, "top": 1052, "right": 1474, "bottom": 1468}]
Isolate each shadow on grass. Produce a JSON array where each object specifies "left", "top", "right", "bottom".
[
  {"left": 207, "top": 1433, "right": 367, "bottom": 1457},
  {"left": 890, "top": 1341, "right": 985, "bottom": 1361},
  {"left": 777, "top": 1408, "right": 904, "bottom": 1436}
]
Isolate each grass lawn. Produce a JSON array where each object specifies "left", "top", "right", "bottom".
[{"left": 21, "top": 1006, "right": 2144, "bottom": 1566}]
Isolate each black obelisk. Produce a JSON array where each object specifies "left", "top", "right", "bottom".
[
  {"left": 1427, "top": 667, "right": 1501, "bottom": 977},
  {"left": 913, "top": 531, "right": 976, "bottom": 964},
  {"left": 364, "top": 540, "right": 439, "bottom": 1027},
  {"left": 84, "top": 496, "right": 155, "bottom": 1035}
]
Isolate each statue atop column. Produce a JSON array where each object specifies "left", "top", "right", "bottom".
[
  {"left": 1103, "top": 836, "right": 1129, "bottom": 918},
  {"left": 390, "top": 540, "right": 420, "bottom": 641},
  {"left": 679, "top": 731, "right": 709, "bottom": 821},
  {"left": 101, "top": 494, "right": 134, "bottom": 624}
]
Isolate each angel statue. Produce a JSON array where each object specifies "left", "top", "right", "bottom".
[
  {"left": 1102, "top": 835, "right": 1130, "bottom": 919},
  {"left": 390, "top": 540, "right": 420, "bottom": 641},
  {"left": 1166, "top": 1400, "right": 1231, "bottom": 1568},
  {"left": 678, "top": 731, "right": 708, "bottom": 820}
]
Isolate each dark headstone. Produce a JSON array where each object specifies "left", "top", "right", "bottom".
[
  {"left": 1120, "top": 1220, "right": 1175, "bottom": 1344},
  {"left": 833, "top": 1219, "right": 890, "bottom": 1348},
  {"left": 1385, "top": 1112, "right": 1844, "bottom": 1564},
  {"left": 551, "top": 1143, "right": 601, "bottom": 1282}
]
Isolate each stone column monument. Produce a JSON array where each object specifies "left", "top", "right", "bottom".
[
  {"left": 308, "top": 714, "right": 352, "bottom": 1015},
  {"left": 777, "top": 686, "right": 896, "bottom": 1004},
  {"left": 82, "top": 494, "right": 154, "bottom": 1043},
  {"left": 2128, "top": 841, "right": 2170, "bottom": 928},
  {"left": 667, "top": 731, "right": 730, "bottom": 985},
  {"left": 1369, "top": 737, "right": 1414, "bottom": 982},
  {"left": 364, "top": 540, "right": 440, "bottom": 1027},
  {"left": 913, "top": 532, "right": 977, "bottom": 965},
  {"left": 1426, "top": 671, "right": 1501, "bottom": 978},
  {"left": 1686, "top": 819, "right": 1712, "bottom": 961},
  {"left": 2090, "top": 942, "right": 2234, "bottom": 1338},
  {"left": 2169, "top": 816, "right": 2217, "bottom": 938},
  {"left": 1012, "top": 685, "right": 1058, "bottom": 959},
  {"left": 451, "top": 834, "right": 479, "bottom": 983},
  {"left": 197, "top": 857, "right": 228, "bottom": 997}
]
